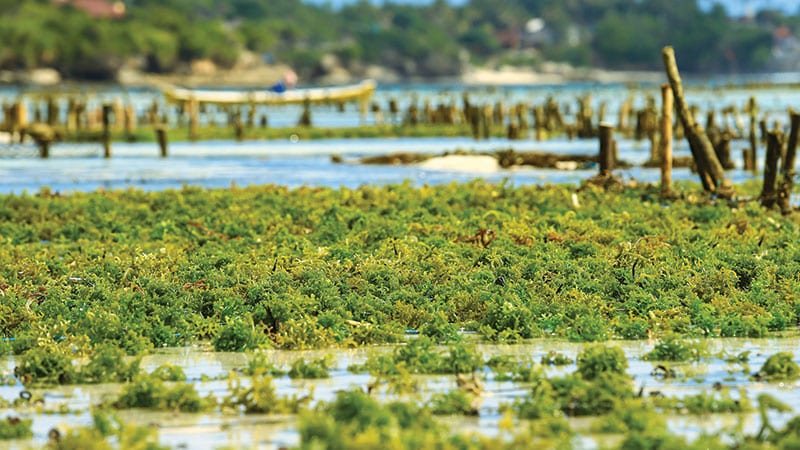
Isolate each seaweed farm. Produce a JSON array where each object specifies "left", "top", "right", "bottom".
[
  {"left": 0, "top": 176, "right": 799, "bottom": 449},
  {"left": 2, "top": 73, "right": 800, "bottom": 449}
]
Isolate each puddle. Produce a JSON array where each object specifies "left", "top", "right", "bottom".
[{"left": 2, "top": 337, "right": 800, "bottom": 449}]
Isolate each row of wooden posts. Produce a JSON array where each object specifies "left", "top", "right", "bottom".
[
  {"left": 0, "top": 70, "right": 797, "bottom": 209},
  {"left": 590, "top": 47, "right": 797, "bottom": 214}
]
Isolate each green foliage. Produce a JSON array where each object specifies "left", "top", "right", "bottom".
[
  {"left": 653, "top": 388, "right": 751, "bottom": 415},
  {"left": 755, "top": 352, "right": 800, "bottom": 381},
  {"left": 428, "top": 389, "right": 478, "bottom": 416},
  {"left": 0, "top": 182, "right": 798, "bottom": 365},
  {"left": 212, "top": 316, "right": 265, "bottom": 352},
  {"left": 81, "top": 343, "right": 140, "bottom": 384},
  {"left": 288, "top": 357, "right": 330, "bottom": 379},
  {"left": 223, "top": 371, "right": 309, "bottom": 414},
  {"left": 354, "top": 337, "right": 482, "bottom": 375},
  {"left": 115, "top": 372, "right": 213, "bottom": 412},
  {"left": 0, "top": 0, "right": 784, "bottom": 80},
  {"left": 0, "top": 417, "right": 32, "bottom": 440},
  {"left": 643, "top": 334, "right": 709, "bottom": 362},
  {"left": 44, "top": 412, "right": 170, "bottom": 450},
  {"left": 576, "top": 344, "right": 627, "bottom": 381},
  {"left": 15, "top": 346, "right": 76, "bottom": 385},
  {"left": 541, "top": 351, "right": 573, "bottom": 366},
  {"left": 150, "top": 364, "right": 186, "bottom": 382}
]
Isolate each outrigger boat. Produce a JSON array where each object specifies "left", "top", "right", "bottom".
[{"left": 160, "top": 79, "right": 377, "bottom": 107}]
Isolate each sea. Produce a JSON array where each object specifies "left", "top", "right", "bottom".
[{"left": 1, "top": 80, "right": 799, "bottom": 195}]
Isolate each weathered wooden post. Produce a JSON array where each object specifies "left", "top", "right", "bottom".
[
  {"left": 247, "top": 103, "right": 256, "bottom": 128},
  {"left": 298, "top": 99, "right": 312, "bottom": 127},
  {"left": 746, "top": 97, "right": 758, "bottom": 172},
  {"left": 481, "top": 104, "right": 493, "bottom": 140},
  {"left": 598, "top": 123, "right": 615, "bottom": 176},
  {"left": 124, "top": 106, "right": 136, "bottom": 137},
  {"left": 533, "top": 106, "right": 546, "bottom": 141},
  {"left": 389, "top": 99, "right": 399, "bottom": 125},
  {"left": 470, "top": 105, "right": 481, "bottom": 141},
  {"left": 260, "top": 114, "right": 268, "bottom": 128},
  {"left": 618, "top": 97, "right": 631, "bottom": 134},
  {"left": 371, "top": 103, "right": 383, "bottom": 126},
  {"left": 660, "top": 84, "right": 673, "bottom": 197},
  {"left": 715, "top": 132, "right": 733, "bottom": 169},
  {"left": 662, "top": 46, "right": 731, "bottom": 196},
  {"left": 234, "top": 119, "right": 244, "bottom": 141},
  {"left": 155, "top": 126, "right": 168, "bottom": 158},
  {"left": 102, "top": 103, "right": 112, "bottom": 158},
  {"left": 113, "top": 99, "right": 124, "bottom": 131},
  {"left": 760, "top": 131, "right": 783, "bottom": 208},
  {"left": 188, "top": 98, "right": 199, "bottom": 141},
  {"left": 778, "top": 111, "right": 800, "bottom": 214}
]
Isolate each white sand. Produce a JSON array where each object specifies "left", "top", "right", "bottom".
[{"left": 418, "top": 155, "right": 499, "bottom": 173}]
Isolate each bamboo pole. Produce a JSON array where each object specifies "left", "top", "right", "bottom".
[
  {"left": 662, "top": 46, "right": 731, "bottom": 196},
  {"left": 660, "top": 84, "right": 673, "bottom": 197},
  {"left": 778, "top": 111, "right": 800, "bottom": 214}
]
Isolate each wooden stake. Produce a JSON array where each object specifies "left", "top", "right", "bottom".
[
  {"left": 598, "top": 123, "right": 615, "bottom": 176},
  {"left": 155, "top": 126, "right": 168, "bottom": 157},
  {"left": 662, "top": 46, "right": 731, "bottom": 196},
  {"left": 760, "top": 131, "right": 783, "bottom": 208},
  {"left": 778, "top": 111, "right": 800, "bottom": 214},
  {"left": 660, "top": 84, "right": 673, "bottom": 197},
  {"left": 102, "top": 103, "right": 112, "bottom": 158}
]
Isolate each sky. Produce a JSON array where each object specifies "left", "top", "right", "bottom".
[{"left": 305, "top": 0, "right": 800, "bottom": 16}]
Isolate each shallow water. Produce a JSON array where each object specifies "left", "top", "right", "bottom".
[
  {"left": 0, "top": 134, "right": 782, "bottom": 195},
  {"left": 2, "top": 81, "right": 800, "bottom": 195},
  {"left": 2, "top": 337, "right": 800, "bottom": 449}
]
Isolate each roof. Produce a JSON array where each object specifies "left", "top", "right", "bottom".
[{"left": 53, "top": 0, "right": 126, "bottom": 19}]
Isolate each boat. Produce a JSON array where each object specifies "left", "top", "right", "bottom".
[{"left": 160, "top": 79, "right": 377, "bottom": 107}]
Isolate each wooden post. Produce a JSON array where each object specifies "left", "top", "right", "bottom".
[
  {"left": 470, "top": 105, "right": 480, "bottom": 141},
  {"left": 102, "top": 103, "right": 112, "bottom": 158},
  {"left": 662, "top": 46, "right": 731, "bottom": 196},
  {"left": 234, "top": 119, "right": 244, "bottom": 141},
  {"left": 46, "top": 97, "right": 58, "bottom": 126},
  {"left": 124, "top": 106, "right": 136, "bottom": 137},
  {"left": 660, "top": 84, "right": 673, "bottom": 197},
  {"left": 247, "top": 103, "right": 255, "bottom": 128},
  {"left": 359, "top": 98, "right": 368, "bottom": 125},
  {"left": 534, "top": 106, "right": 545, "bottom": 140},
  {"left": 598, "top": 123, "right": 615, "bottom": 176},
  {"left": 155, "top": 126, "right": 168, "bottom": 157},
  {"left": 618, "top": 97, "right": 631, "bottom": 134},
  {"left": 778, "top": 111, "right": 800, "bottom": 214},
  {"left": 297, "top": 100, "right": 311, "bottom": 127},
  {"left": 481, "top": 105, "right": 493, "bottom": 140},
  {"left": 188, "top": 99, "right": 199, "bottom": 141},
  {"left": 761, "top": 131, "right": 783, "bottom": 208},
  {"left": 715, "top": 132, "right": 733, "bottom": 169},
  {"left": 389, "top": 99, "right": 399, "bottom": 125}
]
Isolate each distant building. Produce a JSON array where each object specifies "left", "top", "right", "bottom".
[
  {"left": 496, "top": 18, "right": 556, "bottom": 50},
  {"left": 52, "top": 0, "right": 126, "bottom": 19},
  {"left": 771, "top": 25, "right": 800, "bottom": 70}
]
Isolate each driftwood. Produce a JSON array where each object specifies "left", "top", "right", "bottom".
[{"left": 662, "top": 46, "right": 732, "bottom": 198}]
